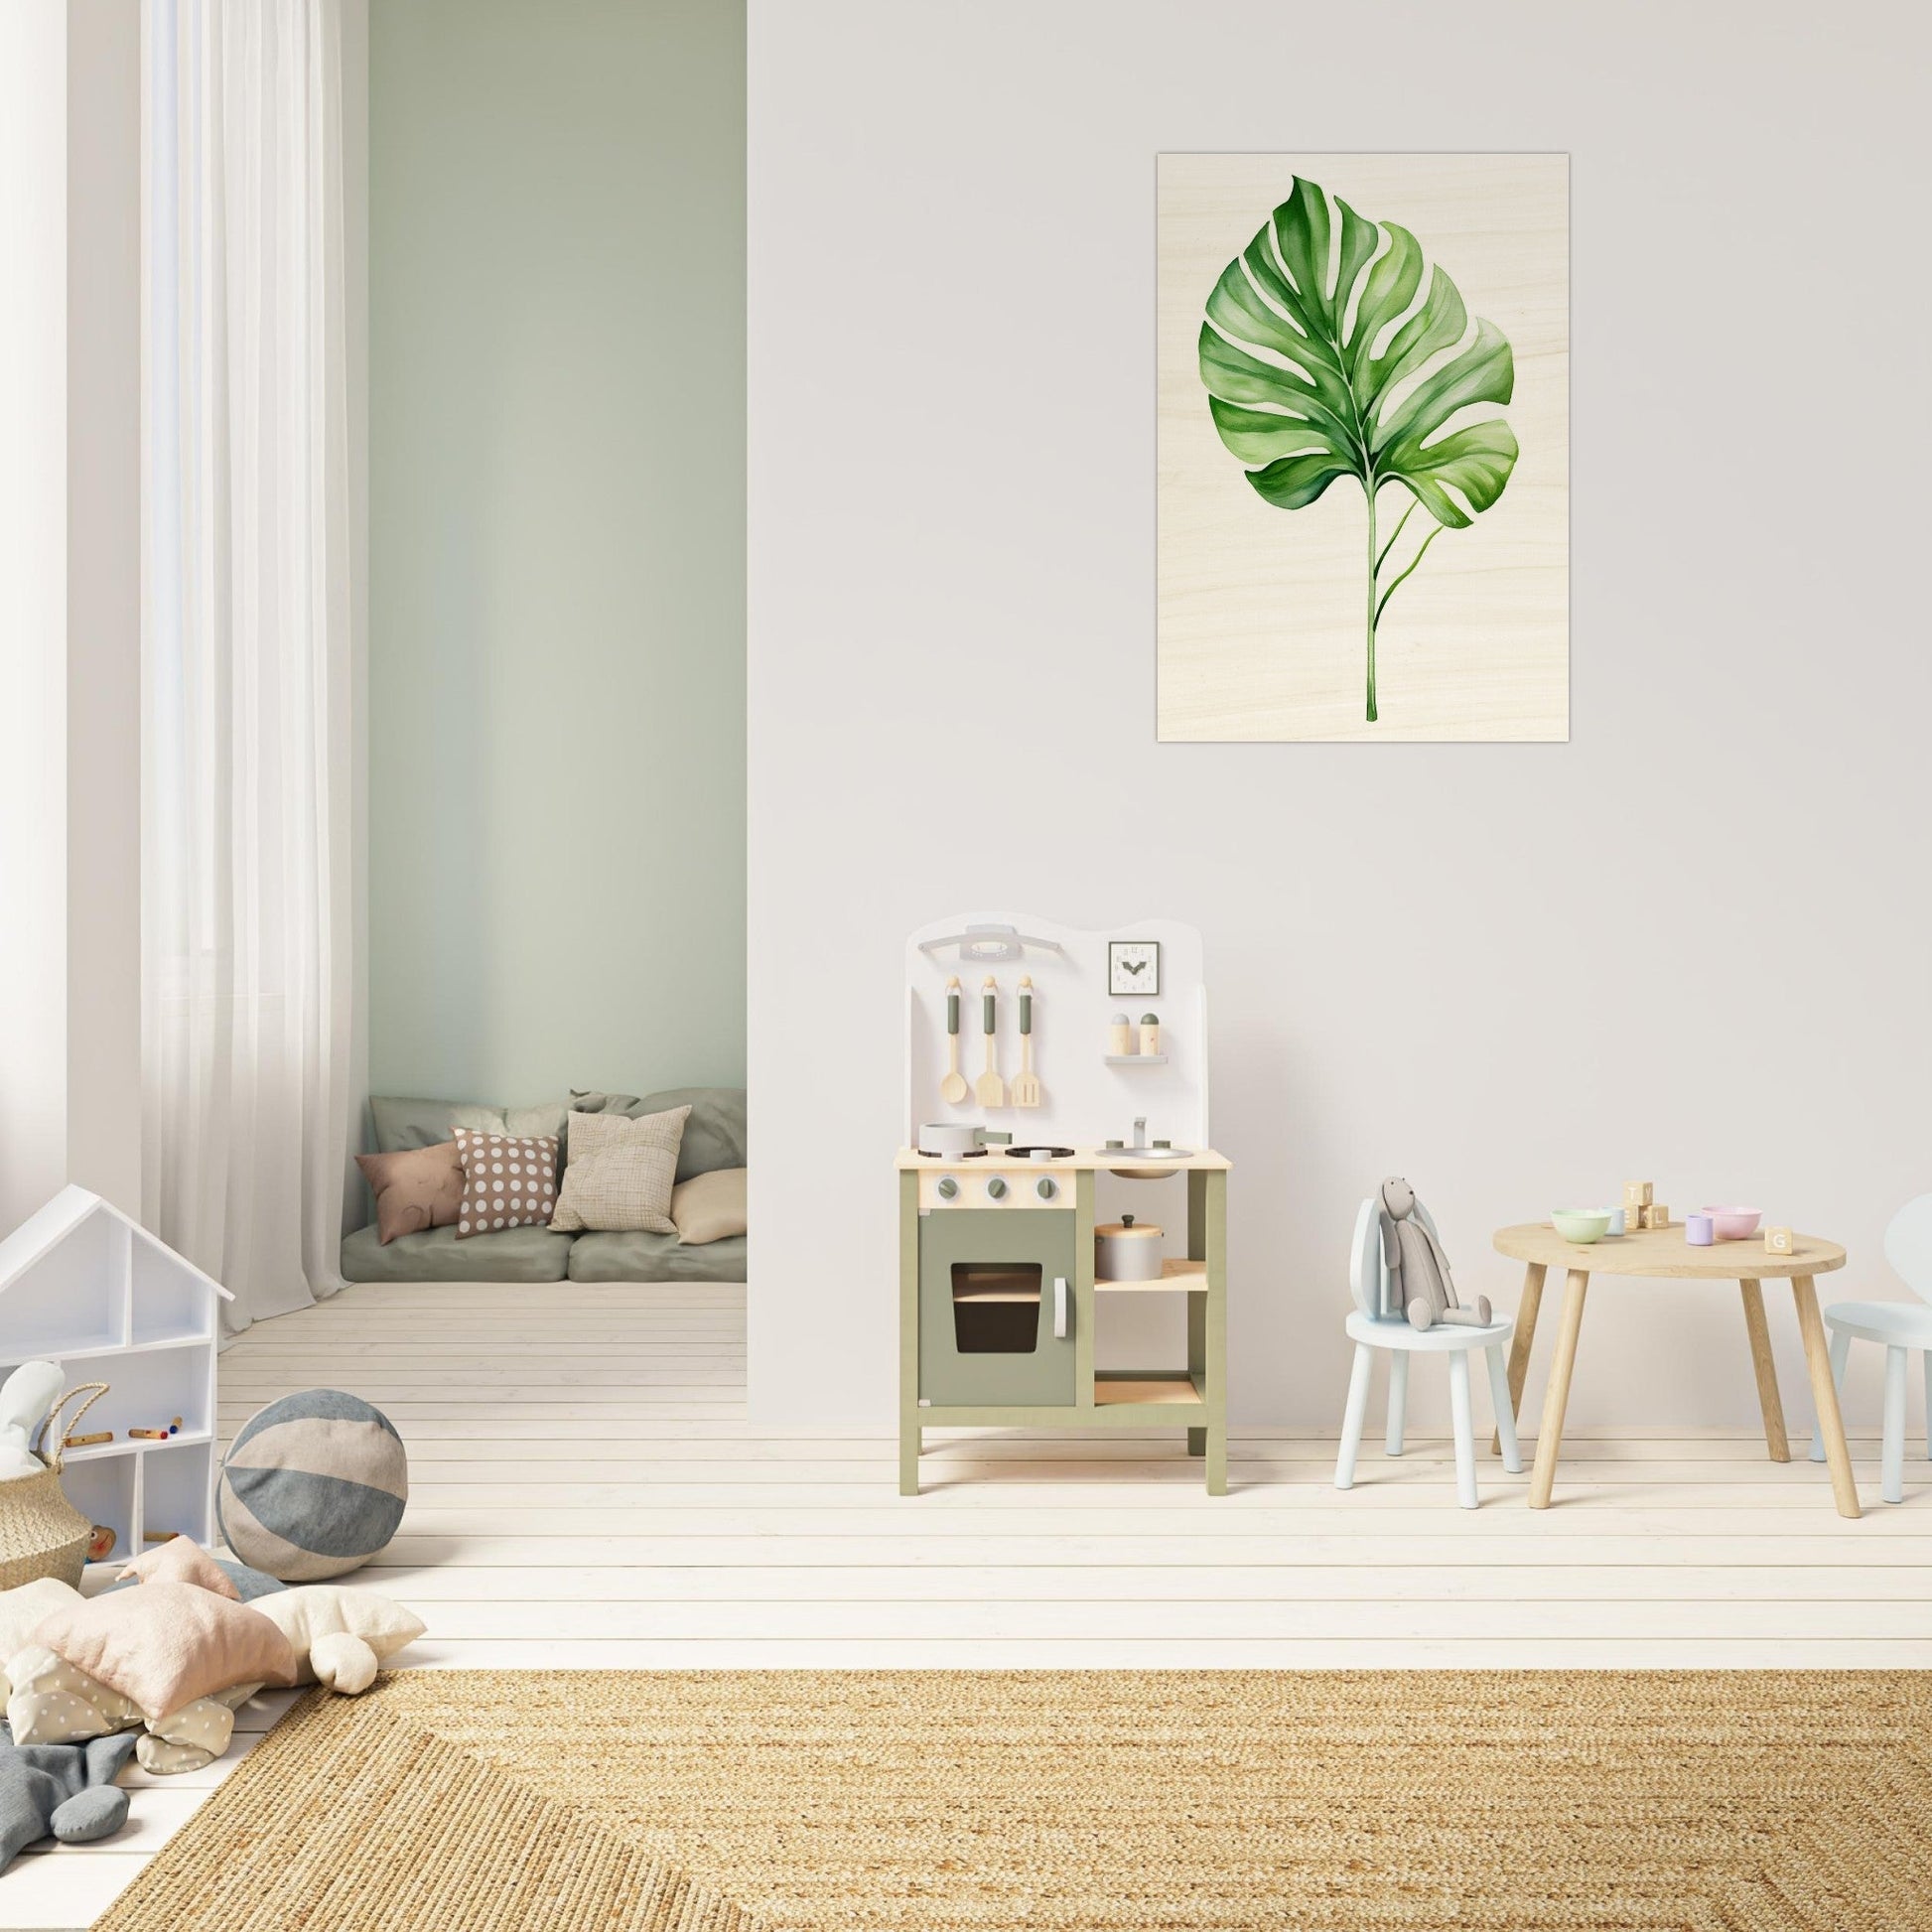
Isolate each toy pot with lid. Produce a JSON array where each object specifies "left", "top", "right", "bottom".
[{"left": 1095, "top": 1214, "right": 1163, "bottom": 1283}]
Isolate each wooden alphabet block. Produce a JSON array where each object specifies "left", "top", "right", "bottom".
[
  {"left": 1624, "top": 1180, "right": 1653, "bottom": 1208},
  {"left": 1764, "top": 1225, "right": 1795, "bottom": 1256},
  {"left": 1634, "top": 1204, "right": 1653, "bottom": 1229},
  {"left": 1649, "top": 1205, "right": 1670, "bottom": 1230}
]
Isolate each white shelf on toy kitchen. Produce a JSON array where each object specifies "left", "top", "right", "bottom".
[
  {"left": 1104, "top": 1054, "right": 1169, "bottom": 1066},
  {"left": 0, "top": 1187, "right": 231, "bottom": 1559}
]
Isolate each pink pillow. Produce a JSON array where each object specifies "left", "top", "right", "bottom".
[
  {"left": 34, "top": 1579, "right": 298, "bottom": 1719},
  {"left": 115, "top": 1535, "right": 240, "bottom": 1598}
]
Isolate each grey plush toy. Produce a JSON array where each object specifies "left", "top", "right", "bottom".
[
  {"left": 0, "top": 1724, "right": 137, "bottom": 1873},
  {"left": 1379, "top": 1177, "right": 1491, "bottom": 1331}
]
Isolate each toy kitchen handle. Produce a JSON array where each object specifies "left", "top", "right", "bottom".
[{"left": 1052, "top": 1277, "right": 1068, "bottom": 1340}]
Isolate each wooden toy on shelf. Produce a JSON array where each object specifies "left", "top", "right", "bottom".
[
  {"left": 1765, "top": 1225, "right": 1796, "bottom": 1256},
  {"left": 85, "top": 1525, "right": 116, "bottom": 1563},
  {"left": 1648, "top": 1205, "right": 1671, "bottom": 1230},
  {"left": 1624, "top": 1180, "right": 1653, "bottom": 1208},
  {"left": 63, "top": 1431, "right": 112, "bottom": 1449}
]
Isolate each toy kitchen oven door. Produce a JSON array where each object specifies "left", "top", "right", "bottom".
[
  {"left": 898, "top": 913, "right": 1230, "bottom": 1497},
  {"left": 914, "top": 1161, "right": 1081, "bottom": 1409}
]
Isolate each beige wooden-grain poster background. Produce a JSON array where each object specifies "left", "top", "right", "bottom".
[{"left": 1158, "top": 153, "right": 1569, "bottom": 743}]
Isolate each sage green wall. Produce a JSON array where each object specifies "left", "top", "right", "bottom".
[{"left": 369, "top": 0, "right": 745, "bottom": 1110}]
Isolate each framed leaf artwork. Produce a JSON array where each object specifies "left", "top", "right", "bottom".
[{"left": 1158, "top": 154, "right": 1569, "bottom": 743}]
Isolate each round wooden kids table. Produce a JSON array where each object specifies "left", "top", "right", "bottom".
[{"left": 1490, "top": 1222, "right": 1859, "bottom": 1518}]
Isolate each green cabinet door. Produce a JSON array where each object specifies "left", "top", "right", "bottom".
[{"left": 918, "top": 1209, "right": 1077, "bottom": 1408}]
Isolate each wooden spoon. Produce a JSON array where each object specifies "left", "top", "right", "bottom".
[
  {"left": 1011, "top": 976, "right": 1041, "bottom": 1108},
  {"left": 939, "top": 976, "right": 968, "bottom": 1104},
  {"left": 974, "top": 976, "right": 1006, "bottom": 1108}
]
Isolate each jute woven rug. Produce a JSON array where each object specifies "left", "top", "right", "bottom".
[{"left": 95, "top": 1670, "right": 1932, "bottom": 1932}]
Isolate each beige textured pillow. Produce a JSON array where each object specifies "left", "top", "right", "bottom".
[
  {"left": 670, "top": 1167, "right": 747, "bottom": 1245},
  {"left": 33, "top": 1578, "right": 298, "bottom": 1720},
  {"left": 452, "top": 1127, "right": 559, "bottom": 1238},
  {"left": 356, "top": 1141, "right": 465, "bottom": 1244},
  {"left": 550, "top": 1106, "right": 690, "bottom": 1233}
]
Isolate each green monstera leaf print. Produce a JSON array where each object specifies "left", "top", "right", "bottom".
[{"left": 1198, "top": 177, "right": 1517, "bottom": 723}]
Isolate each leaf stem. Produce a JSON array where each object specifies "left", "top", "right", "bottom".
[
  {"left": 1374, "top": 519, "right": 1444, "bottom": 626},
  {"left": 1364, "top": 483, "right": 1378, "bottom": 724}
]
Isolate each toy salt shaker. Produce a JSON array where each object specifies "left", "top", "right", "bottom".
[{"left": 1109, "top": 1013, "right": 1133, "bottom": 1055}]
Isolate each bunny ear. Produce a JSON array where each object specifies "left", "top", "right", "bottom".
[{"left": 0, "top": 1360, "right": 67, "bottom": 1437}]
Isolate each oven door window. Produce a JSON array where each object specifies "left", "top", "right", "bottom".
[{"left": 950, "top": 1263, "right": 1041, "bottom": 1353}]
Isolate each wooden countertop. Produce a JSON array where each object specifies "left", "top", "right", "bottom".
[{"left": 897, "top": 1145, "right": 1231, "bottom": 1173}]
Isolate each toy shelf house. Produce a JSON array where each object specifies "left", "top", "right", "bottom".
[{"left": 0, "top": 1187, "right": 228, "bottom": 1560}]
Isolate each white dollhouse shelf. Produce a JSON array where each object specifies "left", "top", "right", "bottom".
[{"left": 0, "top": 1187, "right": 230, "bottom": 1561}]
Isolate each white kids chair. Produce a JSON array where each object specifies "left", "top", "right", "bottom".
[
  {"left": 1334, "top": 1195, "right": 1522, "bottom": 1510},
  {"left": 1808, "top": 1195, "right": 1932, "bottom": 1505}
]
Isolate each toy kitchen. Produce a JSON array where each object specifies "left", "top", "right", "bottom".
[{"left": 898, "top": 913, "right": 1230, "bottom": 1495}]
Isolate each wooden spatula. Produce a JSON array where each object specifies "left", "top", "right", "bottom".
[
  {"left": 975, "top": 976, "right": 1005, "bottom": 1108},
  {"left": 939, "top": 976, "right": 968, "bottom": 1104},
  {"left": 1012, "top": 976, "right": 1041, "bottom": 1108}
]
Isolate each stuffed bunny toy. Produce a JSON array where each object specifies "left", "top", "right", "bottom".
[
  {"left": 0, "top": 1363, "right": 65, "bottom": 1483},
  {"left": 1379, "top": 1178, "right": 1492, "bottom": 1331}
]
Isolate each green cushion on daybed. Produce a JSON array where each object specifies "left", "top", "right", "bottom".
[
  {"left": 569, "top": 1086, "right": 746, "bottom": 1182},
  {"left": 567, "top": 1230, "right": 748, "bottom": 1284},
  {"left": 341, "top": 1221, "right": 572, "bottom": 1284}
]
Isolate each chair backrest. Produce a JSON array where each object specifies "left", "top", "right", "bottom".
[
  {"left": 1885, "top": 1195, "right": 1932, "bottom": 1307},
  {"left": 1348, "top": 1198, "right": 1381, "bottom": 1318},
  {"left": 1350, "top": 1187, "right": 1448, "bottom": 1321}
]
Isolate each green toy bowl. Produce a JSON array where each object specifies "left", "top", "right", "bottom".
[{"left": 1551, "top": 1207, "right": 1611, "bottom": 1244}]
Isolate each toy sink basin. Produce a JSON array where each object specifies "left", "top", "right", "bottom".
[
  {"left": 1702, "top": 1205, "right": 1762, "bottom": 1240},
  {"left": 1551, "top": 1207, "right": 1611, "bottom": 1244}
]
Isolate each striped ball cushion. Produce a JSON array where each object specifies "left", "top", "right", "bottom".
[{"left": 216, "top": 1391, "right": 408, "bottom": 1583}]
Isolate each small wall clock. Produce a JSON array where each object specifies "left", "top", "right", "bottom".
[{"left": 1108, "top": 940, "right": 1161, "bottom": 997}]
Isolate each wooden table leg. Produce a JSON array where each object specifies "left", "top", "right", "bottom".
[
  {"left": 1792, "top": 1274, "right": 1862, "bottom": 1519},
  {"left": 1528, "top": 1269, "right": 1588, "bottom": 1510},
  {"left": 1493, "top": 1262, "right": 1545, "bottom": 1456},
  {"left": 1738, "top": 1279, "right": 1790, "bottom": 1461}
]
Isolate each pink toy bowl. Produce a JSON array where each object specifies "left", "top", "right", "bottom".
[{"left": 1702, "top": 1206, "right": 1762, "bottom": 1240}]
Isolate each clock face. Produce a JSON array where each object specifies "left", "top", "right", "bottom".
[{"left": 1108, "top": 940, "right": 1160, "bottom": 997}]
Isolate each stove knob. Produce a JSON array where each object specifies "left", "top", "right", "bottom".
[
  {"left": 936, "top": 1176, "right": 958, "bottom": 1201},
  {"left": 985, "top": 1176, "right": 1008, "bottom": 1201},
  {"left": 1035, "top": 1177, "right": 1057, "bottom": 1201}
]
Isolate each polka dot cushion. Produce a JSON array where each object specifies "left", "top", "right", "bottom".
[
  {"left": 451, "top": 1127, "right": 558, "bottom": 1238},
  {"left": 217, "top": 1390, "right": 408, "bottom": 1582}
]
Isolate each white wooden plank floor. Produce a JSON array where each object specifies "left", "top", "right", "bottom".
[{"left": 15, "top": 1278, "right": 1930, "bottom": 1928}]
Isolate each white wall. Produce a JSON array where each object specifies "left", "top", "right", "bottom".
[{"left": 748, "top": 0, "right": 1932, "bottom": 1432}]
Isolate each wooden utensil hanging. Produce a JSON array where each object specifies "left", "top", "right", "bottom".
[
  {"left": 939, "top": 975, "right": 969, "bottom": 1104},
  {"left": 974, "top": 976, "right": 1006, "bottom": 1108},
  {"left": 1011, "top": 976, "right": 1041, "bottom": 1108}
]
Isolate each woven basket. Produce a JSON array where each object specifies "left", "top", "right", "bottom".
[{"left": 0, "top": 1384, "right": 109, "bottom": 1590}]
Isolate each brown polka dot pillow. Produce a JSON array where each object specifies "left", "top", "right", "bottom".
[{"left": 452, "top": 1127, "right": 559, "bottom": 1238}]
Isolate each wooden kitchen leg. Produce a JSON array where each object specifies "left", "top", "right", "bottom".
[
  {"left": 899, "top": 1420, "right": 920, "bottom": 1496},
  {"left": 1494, "top": 1262, "right": 1545, "bottom": 1455},
  {"left": 1528, "top": 1269, "right": 1588, "bottom": 1510},
  {"left": 1738, "top": 1278, "right": 1790, "bottom": 1461},
  {"left": 1792, "top": 1274, "right": 1862, "bottom": 1519},
  {"left": 1186, "top": 1429, "right": 1205, "bottom": 1457}
]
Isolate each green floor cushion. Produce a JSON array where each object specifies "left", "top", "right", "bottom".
[
  {"left": 568, "top": 1086, "right": 746, "bottom": 1181},
  {"left": 341, "top": 1221, "right": 572, "bottom": 1283},
  {"left": 567, "top": 1230, "right": 748, "bottom": 1284}
]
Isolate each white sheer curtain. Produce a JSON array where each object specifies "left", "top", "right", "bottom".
[{"left": 142, "top": 0, "right": 352, "bottom": 1334}]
